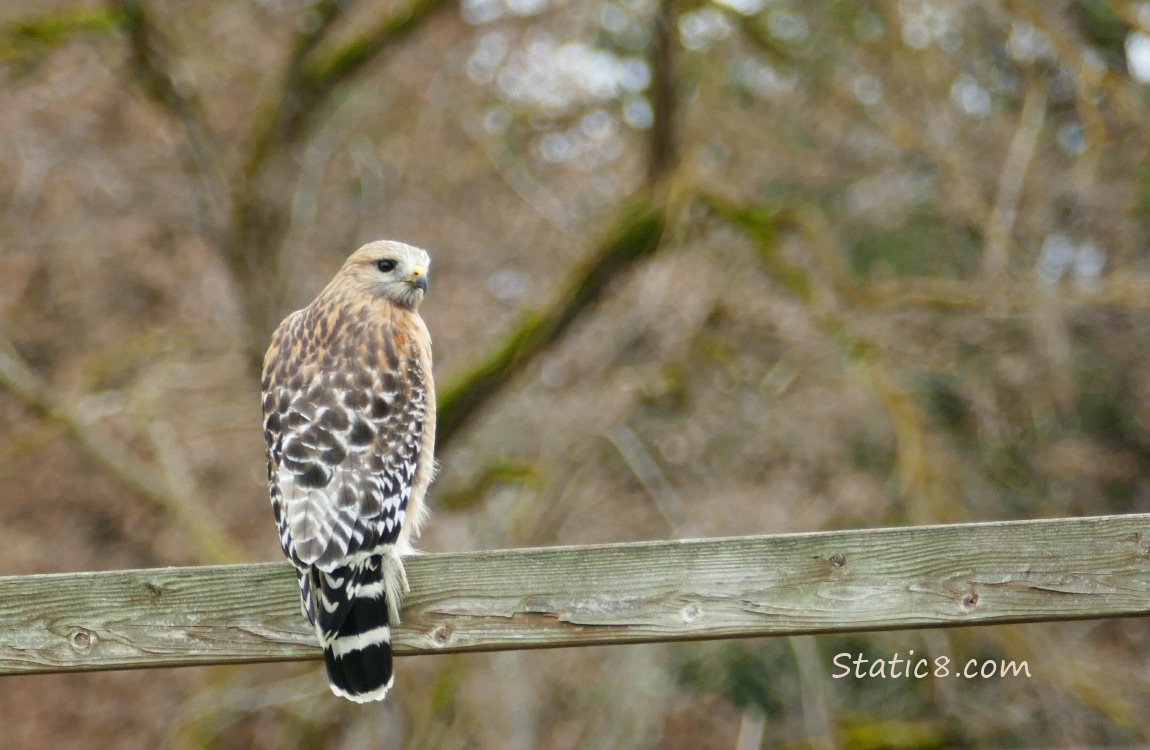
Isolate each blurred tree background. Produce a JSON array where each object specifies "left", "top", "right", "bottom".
[{"left": 2, "top": 0, "right": 1150, "bottom": 747}]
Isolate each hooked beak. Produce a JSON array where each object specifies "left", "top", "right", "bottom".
[{"left": 406, "top": 265, "right": 428, "bottom": 293}]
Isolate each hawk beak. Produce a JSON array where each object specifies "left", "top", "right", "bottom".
[{"left": 407, "top": 266, "right": 428, "bottom": 293}]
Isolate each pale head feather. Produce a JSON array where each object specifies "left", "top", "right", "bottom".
[{"left": 336, "top": 240, "right": 431, "bottom": 310}]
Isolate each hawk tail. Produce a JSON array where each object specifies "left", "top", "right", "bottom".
[{"left": 309, "top": 559, "right": 396, "bottom": 703}]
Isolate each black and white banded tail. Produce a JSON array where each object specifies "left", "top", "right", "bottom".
[{"left": 300, "top": 556, "right": 395, "bottom": 702}]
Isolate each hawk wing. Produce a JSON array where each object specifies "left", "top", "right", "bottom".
[{"left": 262, "top": 313, "right": 430, "bottom": 633}]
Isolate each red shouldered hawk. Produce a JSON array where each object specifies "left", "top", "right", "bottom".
[{"left": 261, "top": 240, "right": 436, "bottom": 702}]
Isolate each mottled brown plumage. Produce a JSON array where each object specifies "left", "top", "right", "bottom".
[{"left": 261, "top": 240, "right": 435, "bottom": 702}]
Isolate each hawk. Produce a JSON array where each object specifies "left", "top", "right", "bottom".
[{"left": 261, "top": 240, "right": 436, "bottom": 702}]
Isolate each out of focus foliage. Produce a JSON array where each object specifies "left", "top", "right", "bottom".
[{"left": 1, "top": 0, "right": 1149, "bottom": 747}]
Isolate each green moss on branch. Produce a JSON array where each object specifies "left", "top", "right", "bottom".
[{"left": 436, "top": 198, "right": 666, "bottom": 446}]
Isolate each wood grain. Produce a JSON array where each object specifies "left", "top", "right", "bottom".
[{"left": 2, "top": 513, "right": 1149, "bottom": 674}]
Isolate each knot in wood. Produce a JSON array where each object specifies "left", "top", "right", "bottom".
[
  {"left": 431, "top": 624, "right": 453, "bottom": 648},
  {"left": 680, "top": 604, "right": 701, "bottom": 624},
  {"left": 69, "top": 628, "right": 94, "bottom": 651}
]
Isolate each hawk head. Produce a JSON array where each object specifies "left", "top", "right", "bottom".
[{"left": 341, "top": 240, "right": 431, "bottom": 310}]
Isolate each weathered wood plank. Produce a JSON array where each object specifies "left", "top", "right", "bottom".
[{"left": 2, "top": 513, "right": 1149, "bottom": 674}]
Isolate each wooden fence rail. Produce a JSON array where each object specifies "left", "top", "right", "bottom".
[{"left": 3, "top": 513, "right": 1150, "bottom": 675}]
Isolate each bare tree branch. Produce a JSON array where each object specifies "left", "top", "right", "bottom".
[
  {"left": 436, "top": 197, "right": 666, "bottom": 446},
  {"left": 113, "top": 0, "right": 231, "bottom": 231},
  {"left": 0, "top": 8, "right": 121, "bottom": 64},
  {"left": 0, "top": 335, "right": 244, "bottom": 565},
  {"left": 108, "top": 0, "right": 453, "bottom": 360},
  {"left": 299, "top": 0, "right": 452, "bottom": 101},
  {"left": 646, "top": 0, "right": 679, "bottom": 185},
  {"left": 982, "top": 79, "right": 1046, "bottom": 281},
  {"left": 226, "top": 0, "right": 454, "bottom": 357},
  {"left": 244, "top": 0, "right": 453, "bottom": 174},
  {"left": 705, "top": 194, "right": 958, "bottom": 522},
  {"left": 432, "top": 0, "right": 684, "bottom": 446}
]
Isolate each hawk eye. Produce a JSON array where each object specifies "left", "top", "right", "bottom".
[{"left": 376, "top": 259, "right": 397, "bottom": 273}]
